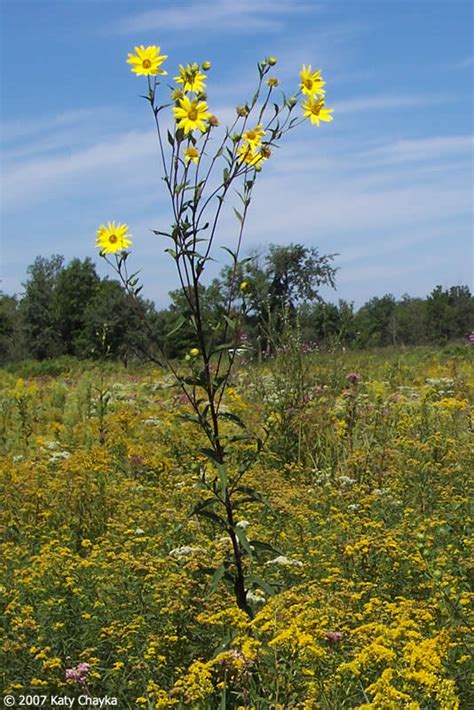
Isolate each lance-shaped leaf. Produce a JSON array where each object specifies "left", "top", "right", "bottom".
[
  {"left": 217, "top": 411, "right": 247, "bottom": 429},
  {"left": 249, "top": 539, "right": 283, "bottom": 555},
  {"left": 233, "top": 208, "right": 243, "bottom": 223},
  {"left": 247, "top": 574, "right": 276, "bottom": 597},
  {"left": 196, "top": 509, "right": 228, "bottom": 529},
  {"left": 233, "top": 485, "right": 274, "bottom": 512},
  {"left": 234, "top": 525, "right": 252, "bottom": 558},
  {"left": 166, "top": 315, "right": 186, "bottom": 338},
  {"left": 216, "top": 462, "right": 228, "bottom": 496},
  {"left": 209, "top": 562, "right": 226, "bottom": 595}
]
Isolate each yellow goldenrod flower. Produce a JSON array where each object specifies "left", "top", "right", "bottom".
[
  {"left": 242, "top": 124, "right": 266, "bottom": 149},
  {"left": 173, "top": 96, "right": 211, "bottom": 134},
  {"left": 299, "top": 65, "right": 325, "bottom": 97},
  {"left": 174, "top": 63, "right": 207, "bottom": 93},
  {"left": 302, "top": 97, "right": 333, "bottom": 126},
  {"left": 185, "top": 146, "right": 199, "bottom": 165},
  {"left": 127, "top": 45, "right": 167, "bottom": 76},
  {"left": 96, "top": 222, "right": 132, "bottom": 254}
]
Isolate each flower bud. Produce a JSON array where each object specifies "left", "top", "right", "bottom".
[
  {"left": 201, "top": 60, "right": 212, "bottom": 71},
  {"left": 267, "top": 57, "right": 277, "bottom": 66},
  {"left": 208, "top": 115, "right": 219, "bottom": 127},
  {"left": 240, "top": 281, "right": 249, "bottom": 291},
  {"left": 267, "top": 77, "right": 279, "bottom": 88},
  {"left": 171, "top": 89, "right": 184, "bottom": 102},
  {"left": 261, "top": 146, "right": 272, "bottom": 159},
  {"left": 236, "top": 105, "right": 250, "bottom": 117},
  {"left": 189, "top": 348, "right": 200, "bottom": 357},
  {"left": 287, "top": 96, "right": 297, "bottom": 108},
  {"left": 185, "top": 354, "right": 191, "bottom": 362}
]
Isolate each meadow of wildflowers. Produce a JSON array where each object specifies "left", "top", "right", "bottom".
[
  {"left": 1, "top": 43, "right": 472, "bottom": 710},
  {"left": 0, "top": 347, "right": 472, "bottom": 708}
]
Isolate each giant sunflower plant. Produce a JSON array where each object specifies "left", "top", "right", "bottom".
[{"left": 96, "top": 46, "right": 333, "bottom": 617}]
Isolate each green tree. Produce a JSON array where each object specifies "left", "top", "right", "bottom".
[
  {"left": 393, "top": 295, "right": 428, "bottom": 345},
  {"left": 80, "top": 279, "right": 158, "bottom": 364},
  {"left": 427, "top": 285, "right": 474, "bottom": 343},
  {"left": 20, "top": 255, "right": 64, "bottom": 359},
  {"left": 226, "top": 243, "right": 337, "bottom": 354},
  {"left": 353, "top": 294, "right": 397, "bottom": 348},
  {"left": 0, "top": 293, "right": 28, "bottom": 363},
  {"left": 55, "top": 257, "right": 101, "bottom": 355}
]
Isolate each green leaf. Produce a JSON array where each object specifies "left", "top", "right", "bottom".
[
  {"left": 250, "top": 539, "right": 282, "bottom": 555},
  {"left": 200, "top": 447, "right": 223, "bottom": 465},
  {"left": 233, "top": 207, "right": 243, "bottom": 223},
  {"left": 166, "top": 315, "right": 186, "bottom": 338},
  {"left": 234, "top": 485, "right": 274, "bottom": 511},
  {"left": 216, "top": 462, "right": 228, "bottom": 496},
  {"left": 234, "top": 525, "right": 252, "bottom": 557},
  {"left": 197, "top": 509, "right": 227, "bottom": 528},
  {"left": 219, "top": 681, "right": 227, "bottom": 710},
  {"left": 218, "top": 411, "right": 247, "bottom": 429},
  {"left": 220, "top": 246, "right": 237, "bottom": 262},
  {"left": 190, "top": 498, "right": 219, "bottom": 517},
  {"left": 209, "top": 563, "right": 226, "bottom": 595},
  {"left": 248, "top": 574, "right": 276, "bottom": 597},
  {"left": 223, "top": 315, "right": 238, "bottom": 331}
]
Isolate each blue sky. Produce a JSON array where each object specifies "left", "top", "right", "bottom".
[{"left": 1, "top": 0, "right": 473, "bottom": 309}]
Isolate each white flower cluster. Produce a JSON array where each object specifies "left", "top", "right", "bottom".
[
  {"left": 246, "top": 590, "right": 266, "bottom": 605},
  {"left": 266, "top": 555, "right": 303, "bottom": 568},
  {"left": 169, "top": 545, "right": 205, "bottom": 560}
]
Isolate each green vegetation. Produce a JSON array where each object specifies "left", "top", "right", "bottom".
[
  {"left": 1, "top": 250, "right": 473, "bottom": 365},
  {"left": 0, "top": 347, "right": 472, "bottom": 707}
]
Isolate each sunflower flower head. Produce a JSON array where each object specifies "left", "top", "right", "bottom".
[
  {"left": 96, "top": 222, "right": 133, "bottom": 254},
  {"left": 127, "top": 46, "right": 167, "bottom": 76},
  {"left": 173, "top": 96, "right": 211, "bottom": 135},
  {"left": 237, "top": 144, "right": 270, "bottom": 168},
  {"left": 241, "top": 124, "right": 266, "bottom": 150},
  {"left": 299, "top": 65, "right": 325, "bottom": 98},
  {"left": 302, "top": 97, "right": 333, "bottom": 126},
  {"left": 185, "top": 146, "right": 199, "bottom": 165},
  {"left": 174, "top": 63, "right": 207, "bottom": 94}
]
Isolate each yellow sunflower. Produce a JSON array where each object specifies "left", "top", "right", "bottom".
[
  {"left": 241, "top": 124, "right": 266, "bottom": 149},
  {"left": 237, "top": 144, "right": 265, "bottom": 167},
  {"left": 173, "top": 96, "right": 211, "bottom": 134},
  {"left": 302, "top": 97, "right": 333, "bottom": 126},
  {"left": 96, "top": 222, "right": 132, "bottom": 254},
  {"left": 185, "top": 146, "right": 199, "bottom": 165},
  {"left": 126, "top": 46, "right": 167, "bottom": 76},
  {"left": 174, "top": 63, "right": 207, "bottom": 94},
  {"left": 299, "top": 65, "right": 325, "bottom": 98}
]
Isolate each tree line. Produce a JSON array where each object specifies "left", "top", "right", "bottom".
[{"left": 0, "top": 246, "right": 473, "bottom": 364}]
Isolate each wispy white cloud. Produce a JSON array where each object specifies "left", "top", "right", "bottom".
[
  {"left": 332, "top": 94, "right": 448, "bottom": 114},
  {"left": 2, "top": 130, "right": 157, "bottom": 209},
  {"left": 358, "top": 134, "right": 474, "bottom": 166},
  {"left": 112, "top": 0, "right": 315, "bottom": 35}
]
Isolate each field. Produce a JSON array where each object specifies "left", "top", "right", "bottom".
[{"left": 1, "top": 346, "right": 472, "bottom": 709}]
